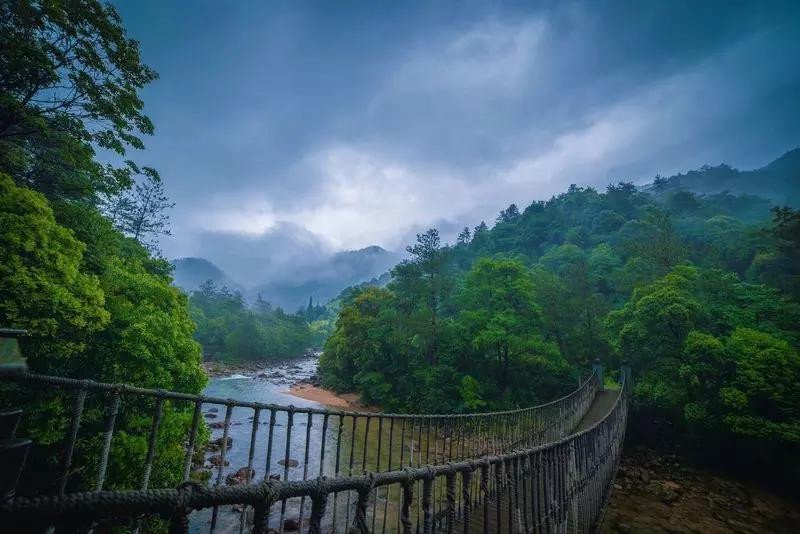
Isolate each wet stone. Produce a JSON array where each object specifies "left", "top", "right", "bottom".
[
  {"left": 208, "top": 436, "right": 233, "bottom": 451},
  {"left": 209, "top": 455, "right": 229, "bottom": 467},
  {"left": 226, "top": 467, "right": 256, "bottom": 485}
]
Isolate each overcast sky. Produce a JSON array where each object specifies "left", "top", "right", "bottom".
[{"left": 115, "top": 0, "right": 800, "bottom": 279}]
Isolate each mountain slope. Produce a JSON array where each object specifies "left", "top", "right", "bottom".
[
  {"left": 644, "top": 148, "right": 800, "bottom": 206},
  {"left": 250, "top": 245, "right": 399, "bottom": 310},
  {"left": 171, "top": 246, "right": 398, "bottom": 310},
  {"left": 171, "top": 257, "right": 242, "bottom": 293}
]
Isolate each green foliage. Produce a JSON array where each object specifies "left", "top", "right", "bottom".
[
  {"left": 321, "top": 178, "right": 799, "bottom": 480},
  {"left": 0, "top": 2, "right": 207, "bottom": 494},
  {"left": 321, "top": 254, "right": 574, "bottom": 412},
  {"left": 0, "top": 174, "right": 109, "bottom": 363},
  {"left": 457, "top": 257, "right": 570, "bottom": 405},
  {"left": 0, "top": 0, "right": 158, "bottom": 203},
  {"left": 189, "top": 282, "right": 324, "bottom": 362},
  {"left": 0, "top": 175, "right": 205, "bottom": 492}
]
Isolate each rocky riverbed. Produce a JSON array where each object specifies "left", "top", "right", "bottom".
[
  {"left": 201, "top": 349, "right": 322, "bottom": 380},
  {"left": 191, "top": 354, "right": 329, "bottom": 531},
  {"left": 603, "top": 446, "right": 800, "bottom": 533}
]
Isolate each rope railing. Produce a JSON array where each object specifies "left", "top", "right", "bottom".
[
  {"left": 0, "top": 371, "right": 629, "bottom": 533},
  {"left": 1, "top": 369, "right": 598, "bottom": 489}
]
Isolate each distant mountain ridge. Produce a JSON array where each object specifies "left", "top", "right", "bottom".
[
  {"left": 173, "top": 149, "right": 799, "bottom": 309},
  {"left": 249, "top": 245, "right": 399, "bottom": 310},
  {"left": 170, "top": 257, "right": 242, "bottom": 293},
  {"left": 642, "top": 147, "right": 800, "bottom": 206},
  {"left": 170, "top": 245, "right": 398, "bottom": 310}
]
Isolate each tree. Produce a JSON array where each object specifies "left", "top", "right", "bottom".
[
  {"left": 667, "top": 190, "right": 700, "bottom": 214},
  {"left": 188, "top": 283, "right": 319, "bottom": 363},
  {"left": 766, "top": 207, "right": 800, "bottom": 298},
  {"left": 622, "top": 209, "right": 685, "bottom": 271},
  {"left": 605, "top": 182, "right": 641, "bottom": 218},
  {"left": 607, "top": 264, "right": 800, "bottom": 400},
  {"left": 652, "top": 174, "right": 668, "bottom": 192},
  {"left": 0, "top": 173, "right": 108, "bottom": 369},
  {"left": 319, "top": 287, "right": 403, "bottom": 401},
  {"left": 456, "top": 226, "right": 472, "bottom": 245},
  {"left": 0, "top": 174, "right": 205, "bottom": 492},
  {"left": 0, "top": 0, "right": 158, "bottom": 203},
  {"left": 458, "top": 257, "right": 567, "bottom": 402},
  {"left": 497, "top": 203, "right": 521, "bottom": 224},
  {"left": 392, "top": 229, "right": 451, "bottom": 364},
  {"left": 108, "top": 171, "right": 174, "bottom": 251}
]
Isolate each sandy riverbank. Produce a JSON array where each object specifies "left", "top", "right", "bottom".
[{"left": 287, "top": 383, "right": 375, "bottom": 410}]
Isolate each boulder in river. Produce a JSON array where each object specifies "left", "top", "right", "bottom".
[
  {"left": 208, "top": 455, "right": 229, "bottom": 467},
  {"left": 278, "top": 459, "right": 299, "bottom": 468},
  {"left": 208, "top": 436, "right": 233, "bottom": 451},
  {"left": 226, "top": 467, "right": 256, "bottom": 485}
]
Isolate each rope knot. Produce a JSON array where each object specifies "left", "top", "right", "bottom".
[
  {"left": 174, "top": 480, "right": 204, "bottom": 515},
  {"left": 401, "top": 467, "right": 414, "bottom": 487},
  {"left": 444, "top": 462, "right": 455, "bottom": 476},
  {"left": 424, "top": 465, "right": 435, "bottom": 481},
  {"left": 364, "top": 471, "right": 376, "bottom": 491}
]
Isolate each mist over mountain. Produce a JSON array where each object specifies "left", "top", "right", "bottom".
[
  {"left": 170, "top": 258, "right": 243, "bottom": 293},
  {"left": 171, "top": 148, "right": 799, "bottom": 311},
  {"left": 642, "top": 147, "right": 800, "bottom": 206},
  {"left": 171, "top": 245, "right": 398, "bottom": 310}
]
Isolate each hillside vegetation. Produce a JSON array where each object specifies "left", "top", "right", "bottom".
[
  {"left": 188, "top": 282, "right": 332, "bottom": 361},
  {"left": 320, "top": 182, "right": 800, "bottom": 482},
  {"left": 645, "top": 147, "right": 800, "bottom": 207},
  {"left": 0, "top": 1, "right": 205, "bottom": 492}
]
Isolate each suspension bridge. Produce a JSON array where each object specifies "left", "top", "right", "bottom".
[{"left": 0, "top": 346, "right": 630, "bottom": 533}]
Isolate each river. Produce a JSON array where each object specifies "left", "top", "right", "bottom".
[
  {"left": 195, "top": 357, "right": 456, "bottom": 532},
  {"left": 194, "top": 355, "right": 338, "bottom": 532}
]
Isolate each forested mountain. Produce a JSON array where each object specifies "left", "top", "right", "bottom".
[
  {"left": 171, "top": 246, "right": 397, "bottom": 311},
  {"left": 170, "top": 251, "right": 394, "bottom": 363},
  {"left": 188, "top": 281, "right": 332, "bottom": 361},
  {"left": 249, "top": 245, "right": 398, "bottom": 310},
  {"left": 644, "top": 148, "right": 800, "bottom": 206},
  {"left": 320, "top": 177, "right": 800, "bottom": 482},
  {"left": 171, "top": 257, "right": 242, "bottom": 293}
]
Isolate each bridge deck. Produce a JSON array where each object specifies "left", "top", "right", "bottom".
[{"left": 574, "top": 388, "right": 620, "bottom": 432}]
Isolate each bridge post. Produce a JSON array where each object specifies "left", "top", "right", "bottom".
[
  {"left": 620, "top": 364, "right": 632, "bottom": 390},
  {"left": 1, "top": 329, "right": 30, "bottom": 503},
  {"left": 592, "top": 359, "right": 605, "bottom": 392}
]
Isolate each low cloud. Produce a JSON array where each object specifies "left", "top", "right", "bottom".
[{"left": 142, "top": 1, "right": 800, "bottom": 273}]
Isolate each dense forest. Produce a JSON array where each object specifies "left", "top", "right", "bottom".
[
  {"left": 188, "top": 282, "right": 332, "bottom": 361},
  {"left": 320, "top": 184, "right": 800, "bottom": 481},
  {"left": 0, "top": 1, "right": 206, "bottom": 491}
]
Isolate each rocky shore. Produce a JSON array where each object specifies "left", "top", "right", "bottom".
[
  {"left": 603, "top": 446, "right": 800, "bottom": 533},
  {"left": 201, "top": 349, "right": 322, "bottom": 379}
]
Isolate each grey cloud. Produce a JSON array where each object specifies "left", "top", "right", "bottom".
[{"left": 116, "top": 0, "right": 800, "bottom": 266}]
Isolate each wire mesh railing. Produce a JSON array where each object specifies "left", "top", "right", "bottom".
[{"left": 0, "top": 370, "right": 629, "bottom": 533}]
